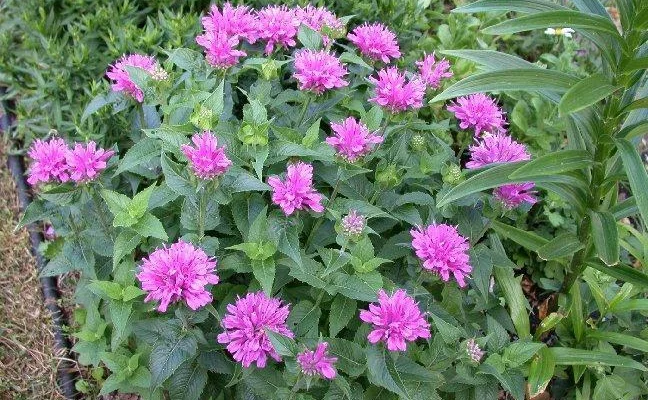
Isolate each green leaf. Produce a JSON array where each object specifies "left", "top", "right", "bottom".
[
  {"left": 548, "top": 347, "right": 648, "bottom": 371},
  {"left": 88, "top": 280, "right": 123, "bottom": 300},
  {"left": 297, "top": 24, "right": 322, "bottom": 50},
  {"left": 150, "top": 332, "right": 198, "bottom": 388},
  {"left": 585, "top": 260, "right": 648, "bottom": 289},
  {"left": 589, "top": 211, "right": 619, "bottom": 266},
  {"left": 168, "top": 361, "right": 207, "bottom": 400},
  {"left": 537, "top": 233, "right": 584, "bottom": 260},
  {"left": 440, "top": 49, "right": 538, "bottom": 71},
  {"left": 329, "top": 295, "right": 357, "bottom": 338},
  {"left": 615, "top": 138, "right": 648, "bottom": 227},
  {"left": 17, "top": 200, "right": 50, "bottom": 229},
  {"left": 113, "top": 229, "right": 141, "bottom": 268},
  {"left": 366, "top": 346, "right": 410, "bottom": 399},
  {"left": 252, "top": 258, "right": 276, "bottom": 296},
  {"left": 39, "top": 184, "right": 81, "bottom": 205},
  {"left": 452, "top": 0, "right": 567, "bottom": 14},
  {"left": 587, "top": 330, "right": 648, "bottom": 353},
  {"left": 431, "top": 69, "right": 578, "bottom": 103},
  {"left": 265, "top": 329, "right": 297, "bottom": 357},
  {"left": 559, "top": 73, "right": 620, "bottom": 115},
  {"left": 479, "top": 361, "right": 525, "bottom": 400},
  {"left": 609, "top": 299, "right": 648, "bottom": 313},
  {"left": 127, "top": 184, "right": 156, "bottom": 220},
  {"left": 481, "top": 10, "right": 622, "bottom": 38},
  {"left": 161, "top": 153, "right": 195, "bottom": 198},
  {"left": 437, "top": 162, "right": 522, "bottom": 207},
  {"left": 339, "top": 52, "right": 372, "bottom": 70},
  {"left": 327, "top": 339, "right": 365, "bottom": 377},
  {"left": 430, "top": 314, "right": 463, "bottom": 344},
  {"left": 302, "top": 118, "right": 321, "bottom": 147},
  {"left": 503, "top": 342, "right": 545, "bottom": 368},
  {"left": 100, "top": 189, "right": 130, "bottom": 216},
  {"left": 328, "top": 271, "right": 381, "bottom": 302},
  {"left": 490, "top": 221, "right": 549, "bottom": 252},
  {"left": 115, "top": 138, "right": 161, "bottom": 176},
  {"left": 109, "top": 301, "right": 133, "bottom": 350},
  {"left": 204, "top": 79, "right": 225, "bottom": 118},
  {"left": 528, "top": 347, "right": 555, "bottom": 398},
  {"left": 131, "top": 213, "right": 168, "bottom": 241},
  {"left": 508, "top": 150, "right": 592, "bottom": 179}
]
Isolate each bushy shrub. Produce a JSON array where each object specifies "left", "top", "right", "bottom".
[{"left": 17, "top": 1, "right": 648, "bottom": 399}]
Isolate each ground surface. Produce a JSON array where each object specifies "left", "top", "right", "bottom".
[{"left": 0, "top": 140, "right": 67, "bottom": 400}]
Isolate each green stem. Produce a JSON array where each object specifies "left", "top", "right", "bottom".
[
  {"left": 206, "top": 304, "right": 223, "bottom": 326},
  {"left": 304, "top": 169, "right": 342, "bottom": 250},
  {"left": 197, "top": 187, "right": 207, "bottom": 242},
  {"left": 297, "top": 95, "right": 312, "bottom": 127},
  {"left": 138, "top": 104, "right": 146, "bottom": 131},
  {"left": 288, "top": 373, "right": 303, "bottom": 400}
]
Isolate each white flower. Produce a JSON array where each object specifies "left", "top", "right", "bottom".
[{"left": 544, "top": 27, "right": 575, "bottom": 38}]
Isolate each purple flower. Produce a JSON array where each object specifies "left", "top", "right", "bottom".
[
  {"left": 410, "top": 224, "right": 471, "bottom": 287},
  {"left": 295, "top": 5, "right": 344, "bottom": 46},
  {"left": 466, "top": 133, "right": 537, "bottom": 208},
  {"left": 106, "top": 54, "right": 159, "bottom": 102},
  {"left": 256, "top": 6, "right": 300, "bottom": 55},
  {"left": 137, "top": 241, "right": 220, "bottom": 313},
  {"left": 65, "top": 141, "right": 114, "bottom": 183},
  {"left": 196, "top": 30, "right": 247, "bottom": 69},
  {"left": 26, "top": 138, "right": 70, "bottom": 185},
  {"left": 297, "top": 342, "right": 337, "bottom": 379},
  {"left": 416, "top": 52, "right": 453, "bottom": 89},
  {"left": 369, "top": 67, "right": 426, "bottom": 113},
  {"left": 347, "top": 23, "right": 401, "bottom": 63},
  {"left": 466, "top": 338, "right": 484, "bottom": 362},
  {"left": 447, "top": 93, "right": 506, "bottom": 136},
  {"left": 217, "top": 291, "right": 294, "bottom": 368},
  {"left": 293, "top": 49, "right": 348, "bottom": 94},
  {"left": 326, "top": 117, "right": 383, "bottom": 162},
  {"left": 181, "top": 131, "right": 232, "bottom": 180},
  {"left": 341, "top": 210, "right": 366, "bottom": 236},
  {"left": 201, "top": 3, "right": 258, "bottom": 44},
  {"left": 268, "top": 162, "right": 324, "bottom": 216},
  {"left": 360, "top": 289, "right": 431, "bottom": 351}
]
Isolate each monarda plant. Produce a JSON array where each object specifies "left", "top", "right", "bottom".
[{"left": 19, "top": 1, "right": 648, "bottom": 399}]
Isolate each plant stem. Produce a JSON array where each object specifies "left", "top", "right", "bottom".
[
  {"left": 297, "top": 95, "right": 312, "bottom": 127},
  {"left": 91, "top": 186, "right": 114, "bottom": 241},
  {"left": 197, "top": 187, "right": 207, "bottom": 242},
  {"left": 206, "top": 304, "right": 223, "bottom": 326},
  {"left": 288, "top": 373, "right": 303, "bottom": 400},
  {"left": 138, "top": 104, "right": 146, "bottom": 131},
  {"left": 304, "top": 169, "right": 342, "bottom": 250}
]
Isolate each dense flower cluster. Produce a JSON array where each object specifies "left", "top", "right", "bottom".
[
  {"left": 27, "top": 138, "right": 113, "bottom": 185},
  {"left": 447, "top": 93, "right": 506, "bottom": 136},
  {"left": 360, "top": 289, "right": 431, "bottom": 351},
  {"left": 296, "top": 5, "right": 344, "bottom": 46},
  {"left": 326, "top": 117, "right": 383, "bottom": 161},
  {"left": 106, "top": 54, "right": 162, "bottom": 102},
  {"left": 296, "top": 342, "right": 337, "bottom": 379},
  {"left": 416, "top": 52, "right": 453, "bottom": 89},
  {"left": 410, "top": 224, "right": 472, "bottom": 287},
  {"left": 268, "top": 162, "right": 324, "bottom": 216},
  {"left": 137, "top": 241, "right": 220, "bottom": 312},
  {"left": 369, "top": 67, "right": 426, "bottom": 113},
  {"left": 466, "top": 338, "right": 485, "bottom": 363},
  {"left": 293, "top": 49, "right": 348, "bottom": 94},
  {"left": 467, "top": 133, "right": 537, "bottom": 208},
  {"left": 181, "top": 131, "right": 232, "bottom": 180},
  {"left": 347, "top": 23, "right": 401, "bottom": 63},
  {"left": 217, "top": 291, "right": 294, "bottom": 368},
  {"left": 256, "top": 5, "right": 301, "bottom": 54},
  {"left": 341, "top": 210, "right": 366, "bottom": 236}
]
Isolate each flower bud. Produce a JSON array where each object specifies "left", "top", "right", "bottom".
[
  {"left": 442, "top": 163, "right": 463, "bottom": 185},
  {"left": 190, "top": 105, "right": 214, "bottom": 131},
  {"left": 261, "top": 59, "right": 278, "bottom": 81},
  {"left": 410, "top": 134, "right": 426, "bottom": 152},
  {"left": 375, "top": 163, "right": 401, "bottom": 188},
  {"left": 466, "top": 339, "right": 484, "bottom": 363},
  {"left": 237, "top": 122, "right": 269, "bottom": 146},
  {"left": 341, "top": 210, "right": 365, "bottom": 238}
]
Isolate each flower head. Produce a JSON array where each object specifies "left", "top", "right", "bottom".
[
  {"left": 410, "top": 224, "right": 471, "bottom": 287},
  {"left": 360, "top": 289, "right": 431, "bottom": 351},
  {"left": 137, "top": 241, "right": 219, "bottom": 313},
  {"left": 347, "top": 23, "right": 400, "bottom": 63},
  {"left": 106, "top": 54, "right": 159, "bottom": 102},
  {"left": 293, "top": 49, "right": 348, "bottom": 94},
  {"left": 256, "top": 6, "right": 300, "bottom": 55},
  {"left": 466, "top": 133, "right": 537, "bottom": 208},
  {"left": 326, "top": 117, "right": 383, "bottom": 161},
  {"left": 545, "top": 27, "right": 575, "bottom": 38},
  {"left": 447, "top": 93, "right": 506, "bottom": 136},
  {"left": 196, "top": 30, "right": 247, "bottom": 69},
  {"left": 341, "top": 210, "right": 366, "bottom": 237},
  {"left": 268, "top": 162, "right": 324, "bottom": 216},
  {"left": 217, "top": 291, "right": 294, "bottom": 368},
  {"left": 65, "top": 141, "right": 114, "bottom": 183},
  {"left": 416, "top": 53, "right": 453, "bottom": 89},
  {"left": 297, "top": 342, "right": 337, "bottom": 379},
  {"left": 201, "top": 3, "right": 258, "bottom": 43},
  {"left": 466, "top": 338, "right": 485, "bottom": 363},
  {"left": 181, "top": 132, "right": 232, "bottom": 180},
  {"left": 27, "top": 138, "right": 70, "bottom": 185},
  {"left": 296, "top": 5, "right": 344, "bottom": 46},
  {"left": 369, "top": 67, "right": 426, "bottom": 113}
]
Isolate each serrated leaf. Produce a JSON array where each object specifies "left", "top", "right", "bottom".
[
  {"left": 431, "top": 314, "right": 463, "bottom": 344},
  {"left": 329, "top": 295, "right": 357, "bottom": 338},
  {"left": 161, "top": 153, "right": 195, "bottom": 198},
  {"left": 252, "top": 258, "right": 275, "bottom": 296},
  {"left": 150, "top": 332, "right": 198, "bottom": 388},
  {"left": 298, "top": 24, "right": 322, "bottom": 49},
  {"left": 328, "top": 272, "right": 381, "bottom": 302},
  {"left": 265, "top": 329, "right": 297, "bottom": 357},
  {"left": 168, "top": 361, "right": 207, "bottom": 400},
  {"left": 132, "top": 213, "right": 168, "bottom": 241},
  {"left": 327, "top": 338, "right": 365, "bottom": 377},
  {"left": 109, "top": 301, "right": 132, "bottom": 350},
  {"left": 113, "top": 229, "right": 141, "bottom": 268},
  {"left": 115, "top": 138, "right": 161, "bottom": 176}
]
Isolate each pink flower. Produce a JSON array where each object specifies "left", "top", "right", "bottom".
[
  {"left": 27, "top": 138, "right": 70, "bottom": 185},
  {"left": 297, "top": 342, "right": 337, "bottom": 379},
  {"left": 201, "top": 3, "right": 258, "bottom": 44},
  {"left": 360, "top": 289, "right": 431, "bottom": 351},
  {"left": 410, "top": 224, "right": 471, "bottom": 287},
  {"left": 341, "top": 210, "right": 366, "bottom": 236},
  {"left": 65, "top": 141, "right": 114, "bottom": 183},
  {"left": 447, "top": 93, "right": 506, "bottom": 136},
  {"left": 256, "top": 6, "right": 300, "bottom": 55},
  {"left": 369, "top": 67, "right": 426, "bottom": 113},
  {"left": 217, "top": 291, "right": 294, "bottom": 368},
  {"left": 196, "top": 30, "right": 247, "bottom": 69},
  {"left": 296, "top": 5, "right": 343, "bottom": 46},
  {"left": 466, "top": 338, "right": 484, "bottom": 362},
  {"left": 293, "top": 49, "right": 348, "bottom": 94},
  {"left": 137, "top": 241, "right": 220, "bottom": 313},
  {"left": 416, "top": 52, "right": 453, "bottom": 89},
  {"left": 466, "top": 133, "right": 537, "bottom": 208},
  {"left": 106, "top": 54, "right": 159, "bottom": 102},
  {"left": 347, "top": 23, "right": 401, "bottom": 63},
  {"left": 268, "top": 162, "right": 324, "bottom": 216},
  {"left": 181, "top": 132, "right": 232, "bottom": 180},
  {"left": 326, "top": 117, "right": 383, "bottom": 161}
]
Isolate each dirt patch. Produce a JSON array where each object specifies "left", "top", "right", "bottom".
[{"left": 0, "top": 141, "right": 69, "bottom": 400}]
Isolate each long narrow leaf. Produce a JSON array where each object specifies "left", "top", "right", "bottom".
[
  {"left": 452, "top": 0, "right": 568, "bottom": 14},
  {"left": 615, "top": 138, "right": 648, "bottom": 226},
  {"left": 549, "top": 347, "right": 648, "bottom": 371},
  {"left": 589, "top": 211, "right": 620, "bottom": 266},
  {"left": 559, "top": 73, "right": 620, "bottom": 115},
  {"left": 586, "top": 259, "right": 648, "bottom": 289},
  {"left": 482, "top": 11, "right": 622, "bottom": 38},
  {"left": 509, "top": 150, "right": 592, "bottom": 179}
]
